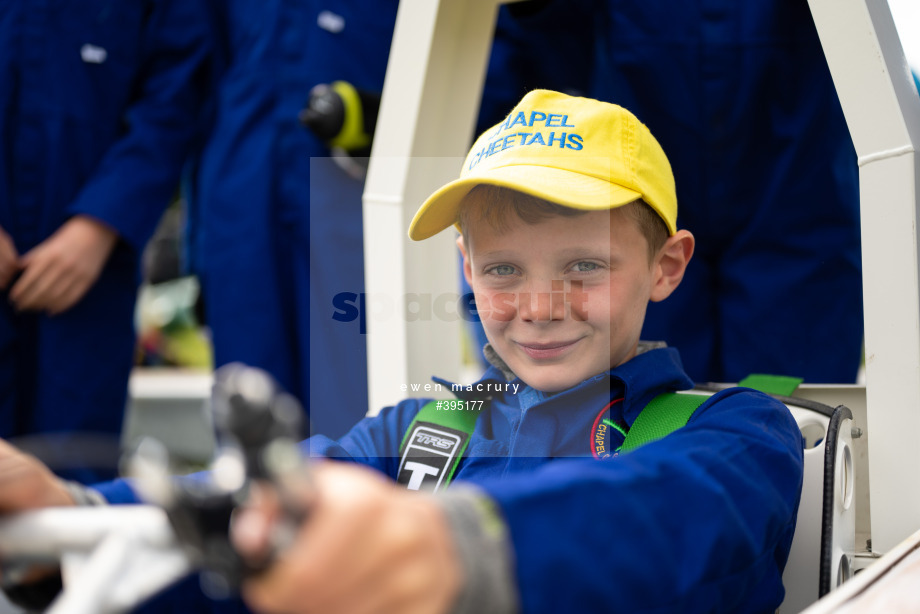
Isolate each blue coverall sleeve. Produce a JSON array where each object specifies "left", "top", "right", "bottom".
[
  {"left": 89, "top": 477, "right": 141, "bottom": 504},
  {"left": 92, "top": 398, "right": 425, "bottom": 505},
  {"left": 475, "top": 389, "right": 804, "bottom": 614},
  {"left": 65, "top": 0, "right": 211, "bottom": 253},
  {"left": 303, "top": 398, "right": 426, "bottom": 476}
]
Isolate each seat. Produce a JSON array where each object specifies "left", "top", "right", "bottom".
[{"left": 779, "top": 399, "right": 856, "bottom": 613}]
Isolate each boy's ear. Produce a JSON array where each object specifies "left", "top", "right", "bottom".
[
  {"left": 457, "top": 235, "right": 473, "bottom": 287},
  {"left": 649, "top": 230, "right": 694, "bottom": 302}
]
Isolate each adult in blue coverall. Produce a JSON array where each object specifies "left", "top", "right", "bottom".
[
  {"left": 495, "top": 0, "right": 863, "bottom": 384},
  {"left": 0, "top": 0, "right": 211, "bottom": 481},
  {"left": 186, "top": 1, "right": 400, "bottom": 440},
  {"left": 189, "top": 3, "right": 589, "bottom": 439}
]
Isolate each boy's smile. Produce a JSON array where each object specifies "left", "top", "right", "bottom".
[{"left": 461, "top": 207, "right": 687, "bottom": 392}]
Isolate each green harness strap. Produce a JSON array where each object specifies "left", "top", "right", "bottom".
[
  {"left": 620, "top": 373, "right": 803, "bottom": 453},
  {"left": 399, "top": 400, "right": 483, "bottom": 449},
  {"left": 738, "top": 374, "right": 803, "bottom": 397},
  {"left": 617, "top": 392, "right": 708, "bottom": 453},
  {"left": 396, "top": 400, "right": 483, "bottom": 491},
  {"left": 400, "top": 373, "right": 802, "bottom": 489}
]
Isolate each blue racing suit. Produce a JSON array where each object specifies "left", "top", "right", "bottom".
[
  {"left": 0, "top": 0, "right": 211, "bottom": 480},
  {"left": 97, "top": 347, "right": 804, "bottom": 613}
]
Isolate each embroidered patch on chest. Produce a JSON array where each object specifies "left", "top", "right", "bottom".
[{"left": 591, "top": 397, "right": 626, "bottom": 459}]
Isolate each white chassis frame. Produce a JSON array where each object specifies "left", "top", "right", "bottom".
[{"left": 0, "top": 507, "right": 193, "bottom": 614}]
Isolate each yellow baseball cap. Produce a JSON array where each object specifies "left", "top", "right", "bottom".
[{"left": 408, "top": 89, "right": 677, "bottom": 240}]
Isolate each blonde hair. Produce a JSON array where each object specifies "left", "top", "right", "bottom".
[{"left": 457, "top": 185, "right": 668, "bottom": 261}]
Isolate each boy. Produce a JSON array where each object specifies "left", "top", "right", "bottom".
[{"left": 1, "top": 91, "right": 803, "bottom": 613}]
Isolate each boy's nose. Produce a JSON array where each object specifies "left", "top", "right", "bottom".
[{"left": 518, "top": 279, "right": 567, "bottom": 322}]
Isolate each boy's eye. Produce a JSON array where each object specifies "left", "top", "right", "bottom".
[
  {"left": 487, "top": 264, "right": 517, "bottom": 276},
  {"left": 571, "top": 261, "right": 599, "bottom": 273}
]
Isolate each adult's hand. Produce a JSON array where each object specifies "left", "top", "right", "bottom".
[
  {"left": 0, "top": 226, "right": 19, "bottom": 290},
  {"left": 0, "top": 438, "right": 74, "bottom": 512},
  {"left": 233, "top": 462, "right": 463, "bottom": 614},
  {"left": 0, "top": 439, "right": 74, "bottom": 599},
  {"left": 9, "top": 215, "right": 118, "bottom": 315}
]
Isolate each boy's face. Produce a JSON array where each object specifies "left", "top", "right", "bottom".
[{"left": 461, "top": 207, "right": 682, "bottom": 392}]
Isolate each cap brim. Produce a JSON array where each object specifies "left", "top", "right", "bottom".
[{"left": 408, "top": 165, "right": 643, "bottom": 240}]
